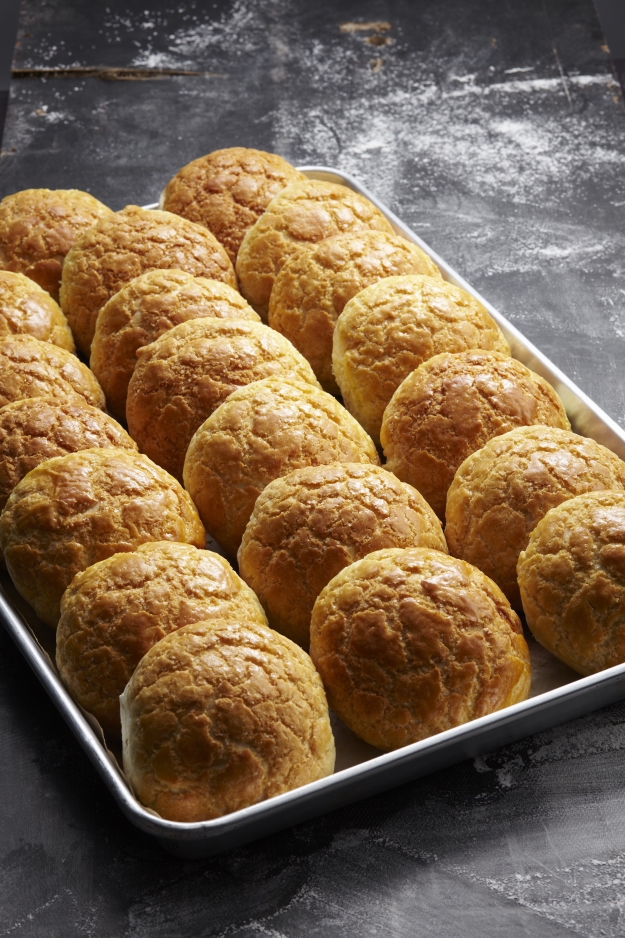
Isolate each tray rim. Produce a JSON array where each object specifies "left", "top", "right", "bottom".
[{"left": 2, "top": 164, "right": 625, "bottom": 856}]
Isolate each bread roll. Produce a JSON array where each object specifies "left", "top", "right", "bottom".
[
  {"left": 57, "top": 541, "right": 267, "bottom": 737},
  {"left": 446, "top": 426, "right": 625, "bottom": 608},
  {"left": 381, "top": 351, "right": 570, "bottom": 519},
  {"left": 269, "top": 233, "right": 442, "bottom": 394},
  {"left": 0, "top": 188, "right": 112, "bottom": 300},
  {"left": 310, "top": 547, "right": 531, "bottom": 750},
  {"left": 126, "top": 318, "right": 320, "bottom": 481},
  {"left": 333, "top": 275, "right": 510, "bottom": 444},
  {"left": 161, "top": 148, "right": 306, "bottom": 261},
  {"left": 0, "top": 271, "right": 75, "bottom": 351},
  {"left": 183, "top": 377, "right": 380, "bottom": 557},
  {"left": 91, "top": 269, "right": 259, "bottom": 420},
  {"left": 121, "top": 619, "right": 335, "bottom": 821},
  {"left": 0, "top": 396, "right": 136, "bottom": 513},
  {"left": 0, "top": 447, "right": 204, "bottom": 627},
  {"left": 518, "top": 490, "right": 625, "bottom": 674},
  {"left": 0, "top": 334, "right": 105, "bottom": 410},
  {"left": 60, "top": 205, "right": 237, "bottom": 355},
  {"left": 235, "top": 180, "right": 394, "bottom": 318},
  {"left": 238, "top": 463, "right": 447, "bottom": 647}
]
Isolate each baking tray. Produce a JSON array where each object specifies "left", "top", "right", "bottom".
[{"left": 2, "top": 165, "right": 625, "bottom": 860}]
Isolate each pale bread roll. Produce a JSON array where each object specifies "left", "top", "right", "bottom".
[
  {"left": 161, "top": 147, "right": 306, "bottom": 262},
  {"left": 310, "top": 547, "right": 531, "bottom": 750},
  {"left": 0, "top": 188, "right": 112, "bottom": 300},
  {"left": 121, "top": 618, "right": 335, "bottom": 822}
]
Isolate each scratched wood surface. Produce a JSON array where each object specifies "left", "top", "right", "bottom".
[{"left": 1, "top": 1, "right": 625, "bottom": 935}]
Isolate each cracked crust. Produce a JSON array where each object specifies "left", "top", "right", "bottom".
[
  {"left": 57, "top": 541, "right": 268, "bottom": 738},
  {"left": 333, "top": 275, "right": 510, "bottom": 444},
  {"left": 446, "top": 427, "right": 625, "bottom": 609},
  {"left": 126, "top": 318, "right": 321, "bottom": 482},
  {"left": 380, "top": 351, "right": 570, "bottom": 520},
  {"left": 518, "top": 490, "right": 625, "bottom": 674},
  {"left": 90, "top": 269, "right": 259, "bottom": 421},
  {"left": 0, "top": 396, "right": 136, "bottom": 513},
  {"left": 0, "top": 447, "right": 205, "bottom": 628},
  {"left": 310, "top": 547, "right": 530, "bottom": 751},
  {"left": 0, "top": 334, "right": 105, "bottom": 410},
  {"left": 161, "top": 148, "right": 306, "bottom": 262},
  {"left": 269, "top": 234, "right": 442, "bottom": 394},
  {"left": 235, "top": 180, "right": 394, "bottom": 319},
  {"left": 121, "top": 618, "right": 335, "bottom": 822},
  {"left": 60, "top": 206, "right": 237, "bottom": 356},
  {"left": 0, "top": 271, "right": 75, "bottom": 351},
  {"left": 183, "top": 377, "right": 380, "bottom": 558},
  {"left": 238, "top": 463, "right": 447, "bottom": 648},
  {"left": 0, "top": 188, "right": 112, "bottom": 301}
]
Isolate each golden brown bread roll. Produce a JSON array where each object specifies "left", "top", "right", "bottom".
[
  {"left": 380, "top": 351, "right": 570, "bottom": 520},
  {"left": 0, "top": 396, "right": 136, "bottom": 513},
  {"left": 235, "top": 180, "right": 394, "bottom": 318},
  {"left": 57, "top": 541, "right": 268, "bottom": 737},
  {"left": 518, "top": 490, "right": 625, "bottom": 674},
  {"left": 0, "top": 188, "right": 112, "bottom": 300},
  {"left": 268, "top": 233, "right": 442, "bottom": 394},
  {"left": 121, "top": 618, "right": 335, "bottom": 822},
  {"left": 90, "top": 269, "right": 259, "bottom": 421},
  {"left": 0, "top": 271, "right": 75, "bottom": 351},
  {"left": 310, "top": 547, "right": 531, "bottom": 750},
  {"left": 161, "top": 148, "right": 306, "bottom": 262},
  {"left": 126, "top": 318, "right": 320, "bottom": 482},
  {"left": 183, "top": 377, "right": 380, "bottom": 557},
  {"left": 446, "top": 426, "right": 625, "bottom": 609},
  {"left": 333, "top": 275, "right": 511, "bottom": 444},
  {"left": 0, "top": 447, "right": 204, "bottom": 627},
  {"left": 238, "top": 463, "right": 447, "bottom": 647},
  {"left": 60, "top": 206, "right": 237, "bottom": 356},
  {"left": 0, "top": 334, "right": 105, "bottom": 410}
]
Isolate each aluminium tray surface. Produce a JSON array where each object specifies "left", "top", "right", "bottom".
[{"left": 2, "top": 165, "right": 625, "bottom": 860}]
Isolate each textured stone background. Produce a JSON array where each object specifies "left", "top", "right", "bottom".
[{"left": 1, "top": 1, "right": 625, "bottom": 934}]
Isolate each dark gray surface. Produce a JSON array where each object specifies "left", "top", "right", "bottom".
[
  {"left": 1, "top": 1, "right": 625, "bottom": 934},
  {"left": 0, "top": 0, "right": 20, "bottom": 137},
  {"left": 594, "top": 0, "right": 625, "bottom": 57}
]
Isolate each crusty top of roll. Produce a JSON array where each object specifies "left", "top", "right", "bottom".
[
  {"left": 0, "top": 270, "right": 75, "bottom": 351},
  {"left": 518, "top": 490, "right": 625, "bottom": 675},
  {"left": 381, "top": 351, "right": 570, "bottom": 520},
  {"left": 0, "top": 395, "right": 136, "bottom": 513},
  {"left": 0, "top": 188, "right": 112, "bottom": 300},
  {"left": 183, "top": 376, "right": 380, "bottom": 557},
  {"left": 121, "top": 618, "right": 335, "bottom": 822},
  {"left": 60, "top": 205, "right": 237, "bottom": 356},
  {"left": 90, "top": 269, "right": 259, "bottom": 421},
  {"left": 310, "top": 547, "right": 530, "bottom": 751},
  {"left": 268, "top": 233, "right": 442, "bottom": 394},
  {"left": 0, "top": 334, "right": 105, "bottom": 410},
  {"left": 161, "top": 148, "right": 306, "bottom": 262},
  {"left": 235, "top": 179, "right": 394, "bottom": 318},
  {"left": 0, "top": 447, "right": 204, "bottom": 628},
  {"left": 333, "top": 275, "right": 510, "bottom": 444}
]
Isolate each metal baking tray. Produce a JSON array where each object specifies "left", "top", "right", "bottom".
[{"left": 2, "top": 165, "right": 625, "bottom": 859}]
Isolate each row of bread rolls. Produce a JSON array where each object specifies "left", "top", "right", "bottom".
[
  {"left": 0, "top": 163, "right": 340, "bottom": 821},
  {"left": 0, "top": 147, "right": 623, "bottom": 826}
]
